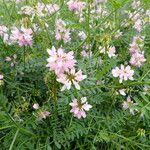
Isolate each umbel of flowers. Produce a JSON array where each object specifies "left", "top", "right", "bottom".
[
  {"left": 69, "top": 97, "right": 92, "bottom": 119},
  {"left": 0, "top": 25, "right": 33, "bottom": 46},
  {"left": 112, "top": 64, "right": 134, "bottom": 83},
  {"left": 10, "top": 27, "right": 33, "bottom": 47},
  {"left": 46, "top": 46, "right": 86, "bottom": 91},
  {"left": 46, "top": 46, "right": 76, "bottom": 75}
]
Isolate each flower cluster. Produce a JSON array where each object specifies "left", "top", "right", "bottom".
[
  {"left": 66, "top": 0, "right": 108, "bottom": 23},
  {"left": 57, "top": 69, "right": 87, "bottom": 91},
  {"left": 46, "top": 46, "right": 86, "bottom": 90},
  {"left": 122, "top": 96, "right": 138, "bottom": 115},
  {"left": 67, "top": 0, "right": 86, "bottom": 14},
  {"left": 143, "top": 85, "right": 150, "bottom": 95},
  {"left": 130, "top": 52, "right": 146, "bottom": 67},
  {"left": 112, "top": 64, "right": 134, "bottom": 83},
  {"left": 81, "top": 43, "right": 92, "bottom": 58},
  {"left": 33, "top": 103, "right": 50, "bottom": 120},
  {"left": 91, "top": 0, "right": 108, "bottom": 21},
  {"left": 0, "top": 25, "right": 33, "bottom": 46},
  {"left": 10, "top": 27, "right": 33, "bottom": 46},
  {"left": 129, "top": 36, "right": 144, "bottom": 54},
  {"left": 99, "top": 46, "right": 116, "bottom": 58},
  {"left": 0, "top": 25, "right": 10, "bottom": 44},
  {"left": 130, "top": 0, "right": 143, "bottom": 32},
  {"left": 78, "top": 31, "right": 87, "bottom": 40},
  {"left": 80, "top": 50, "right": 92, "bottom": 58},
  {"left": 19, "top": 6, "right": 34, "bottom": 16},
  {"left": 112, "top": 1, "right": 146, "bottom": 84},
  {"left": 129, "top": 36, "right": 146, "bottom": 67},
  {"left": 55, "top": 19, "right": 71, "bottom": 43},
  {"left": 46, "top": 46, "right": 76, "bottom": 75},
  {"left": 69, "top": 97, "right": 92, "bottom": 119},
  {"left": 19, "top": 2, "right": 59, "bottom": 17}
]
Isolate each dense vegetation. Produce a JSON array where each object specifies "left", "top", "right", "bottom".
[{"left": 0, "top": 0, "right": 150, "bottom": 149}]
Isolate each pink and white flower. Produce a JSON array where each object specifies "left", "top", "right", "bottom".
[
  {"left": 78, "top": 31, "right": 87, "bottom": 40},
  {"left": 38, "top": 111, "right": 50, "bottom": 119},
  {"left": 129, "top": 36, "right": 144, "bottom": 54},
  {"left": 114, "top": 30, "right": 122, "bottom": 39},
  {"left": 67, "top": 0, "right": 86, "bottom": 13},
  {"left": 0, "top": 25, "right": 10, "bottom": 44},
  {"left": 35, "top": 2, "right": 45, "bottom": 17},
  {"left": 16, "top": 0, "right": 23, "bottom": 3},
  {"left": 46, "top": 46, "right": 76, "bottom": 75},
  {"left": 107, "top": 46, "right": 116, "bottom": 58},
  {"left": 122, "top": 96, "right": 138, "bottom": 115},
  {"left": 130, "top": 52, "right": 146, "bottom": 67},
  {"left": 129, "top": 35, "right": 146, "bottom": 67},
  {"left": 45, "top": 4, "right": 59, "bottom": 15},
  {"left": 19, "top": 6, "right": 34, "bottom": 16},
  {"left": 143, "top": 85, "right": 149, "bottom": 95},
  {"left": 133, "top": 19, "right": 142, "bottom": 32},
  {"left": 131, "top": 0, "right": 141, "bottom": 10},
  {"left": 94, "top": 0, "right": 107, "bottom": 4},
  {"left": 57, "top": 68, "right": 87, "bottom": 91},
  {"left": 112, "top": 65, "right": 134, "bottom": 83},
  {"left": 99, "top": 46, "right": 116, "bottom": 58},
  {"left": 55, "top": 19, "right": 71, "bottom": 43},
  {"left": 128, "top": 1, "right": 143, "bottom": 32},
  {"left": 129, "top": 42, "right": 140, "bottom": 54},
  {"left": 119, "top": 89, "right": 126, "bottom": 96},
  {"left": 0, "top": 25, "right": 8, "bottom": 36},
  {"left": 69, "top": 97, "right": 92, "bottom": 119},
  {"left": 10, "top": 27, "right": 33, "bottom": 46},
  {"left": 81, "top": 50, "right": 92, "bottom": 58},
  {"left": 146, "top": 10, "right": 150, "bottom": 18}
]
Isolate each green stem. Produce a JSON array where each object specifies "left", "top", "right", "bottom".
[
  {"left": 52, "top": 75, "right": 58, "bottom": 117},
  {"left": 9, "top": 129, "right": 19, "bottom": 150},
  {"left": 69, "top": 116, "right": 73, "bottom": 127},
  {"left": 23, "top": 46, "right": 26, "bottom": 71}
]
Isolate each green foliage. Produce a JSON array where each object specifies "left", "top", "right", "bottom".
[{"left": 0, "top": 0, "right": 150, "bottom": 150}]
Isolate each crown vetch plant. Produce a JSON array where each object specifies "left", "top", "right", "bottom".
[{"left": 0, "top": 0, "right": 150, "bottom": 149}]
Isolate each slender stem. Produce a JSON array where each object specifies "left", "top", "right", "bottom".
[
  {"left": 69, "top": 116, "right": 73, "bottom": 127},
  {"left": 87, "top": 0, "right": 91, "bottom": 52},
  {"left": 83, "top": 81, "right": 150, "bottom": 91},
  {"left": 52, "top": 75, "right": 58, "bottom": 116},
  {"left": 9, "top": 129, "right": 19, "bottom": 150},
  {"left": 53, "top": 75, "right": 58, "bottom": 102},
  {"left": 23, "top": 46, "right": 26, "bottom": 71}
]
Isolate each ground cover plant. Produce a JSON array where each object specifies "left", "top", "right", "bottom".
[{"left": 0, "top": 0, "right": 150, "bottom": 149}]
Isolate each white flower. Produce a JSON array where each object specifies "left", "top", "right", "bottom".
[
  {"left": 33, "top": 103, "right": 39, "bottom": 110},
  {"left": 78, "top": 31, "right": 87, "bottom": 40},
  {"left": 112, "top": 65, "right": 134, "bottom": 83},
  {"left": 107, "top": 46, "right": 116, "bottom": 58},
  {"left": 57, "top": 68, "right": 87, "bottom": 91},
  {"left": 119, "top": 89, "right": 126, "bottom": 96}
]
